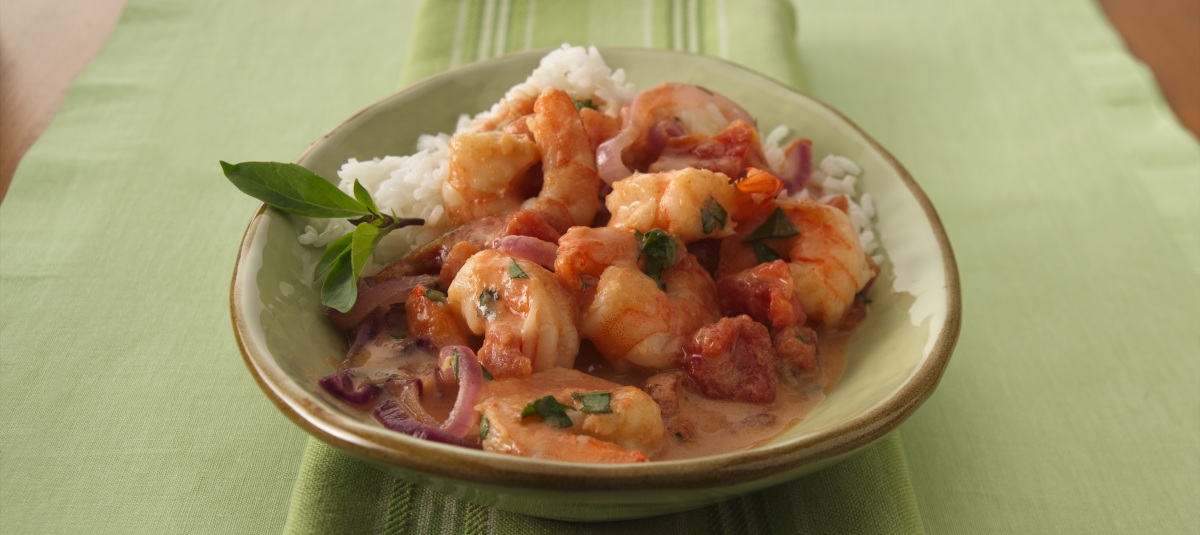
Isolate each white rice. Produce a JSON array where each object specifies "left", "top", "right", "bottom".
[
  {"left": 472, "top": 44, "right": 637, "bottom": 121},
  {"left": 301, "top": 45, "right": 881, "bottom": 271}
]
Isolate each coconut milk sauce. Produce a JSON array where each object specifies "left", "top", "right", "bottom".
[{"left": 347, "top": 331, "right": 849, "bottom": 460}]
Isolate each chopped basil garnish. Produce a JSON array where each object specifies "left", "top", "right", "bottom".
[
  {"left": 572, "top": 98, "right": 598, "bottom": 111},
  {"left": 796, "top": 332, "right": 810, "bottom": 344},
  {"left": 481, "top": 366, "right": 494, "bottom": 381},
  {"left": 752, "top": 242, "right": 782, "bottom": 263},
  {"left": 700, "top": 197, "right": 728, "bottom": 234},
  {"left": 520, "top": 395, "right": 573, "bottom": 428},
  {"left": 742, "top": 207, "right": 799, "bottom": 243},
  {"left": 424, "top": 288, "right": 447, "bottom": 303},
  {"left": 507, "top": 258, "right": 528, "bottom": 279},
  {"left": 635, "top": 229, "right": 678, "bottom": 289},
  {"left": 452, "top": 348, "right": 460, "bottom": 380},
  {"left": 856, "top": 291, "right": 872, "bottom": 304},
  {"left": 479, "top": 415, "right": 490, "bottom": 439},
  {"left": 477, "top": 289, "right": 499, "bottom": 320},
  {"left": 674, "top": 432, "right": 685, "bottom": 442},
  {"left": 571, "top": 392, "right": 613, "bottom": 414}
]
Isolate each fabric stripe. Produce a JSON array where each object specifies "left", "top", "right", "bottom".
[
  {"left": 477, "top": 0, "right": 496, "bottom": 60},
  {"left": 716, "top": 0, "right": 729, "bottom": 57},
  {"left": 643, "top": 0, "right": 653, "bottom": 47},
  {"left": 670, "top": 0, "right": 683, "bottom": 50},
  {"left": 494, "top": 0, "right": 511, "bottom": 56},
  {"left": 523, "top": 0, "right": 536, "bottom": 50},
  {"left": 381, "top": 478, "right": 416, "bottom": 534},
  {"left": 448, "top": 0, "right": 470, "bottom": 68},
  {"left": 686, "top": 0, "right": 699, "bottom": 52}
]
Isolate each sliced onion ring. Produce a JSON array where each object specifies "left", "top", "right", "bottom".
[
  {"left": 495, "top": 235, "right": 558, "bottom": 269},
  {"left": 374, "top": 400, "right": 479, "bottom": 448},
  {"left": 317, "top": 372, "right": 377, "bottom": 407},
  {"left": 437, "top": 345, "right": 485, "bottom": 439},
  {"left": 596, "top": 127, "right": 638, "bottom": 184}
]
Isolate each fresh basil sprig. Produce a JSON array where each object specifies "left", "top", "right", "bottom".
[{"left": 221, "top": 160, "right": 424, "bottom": 313}]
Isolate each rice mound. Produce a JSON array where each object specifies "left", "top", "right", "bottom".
[{"left": 300, "top": 45, "right": 881, "bottom": 271}]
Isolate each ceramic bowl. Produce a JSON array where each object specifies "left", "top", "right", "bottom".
[{"left": 231, "top": 47, "right": 961, "bottom": 521}]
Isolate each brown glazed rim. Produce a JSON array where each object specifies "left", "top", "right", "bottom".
[{"left": 229, "top": 47, "right": 962, "bottom": 493}]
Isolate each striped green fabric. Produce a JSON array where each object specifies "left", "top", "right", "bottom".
[
  {"left": 399, "top": 0, "right": 806, "bottom": 90},
  {"left": 2, "top": 0, "right": 1197, "bottom": 533},
  {"left": 284, "top": 433, "right": 923, "bottom": 534}
]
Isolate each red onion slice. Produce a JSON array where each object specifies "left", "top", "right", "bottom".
[
  {"left": 438, "top": 345, "right": 485, "bottom": 439},
  {"left": 327, "top": 274, "right": 437, "bottom": 331},
  {"left": 596, "top": 127, "right": 638, "bottom": 184},
  {"left": 318, "top": 372, "right": 377, "bottom": 407},
  {"left": 374, "top": 400, "right": 479, "bottom": 448},
  {"left": 495, "top": 235, "right": 558, "bottom": 269},
  {"left": 778, "top": 138, "right": 813, "bottom": 194}
]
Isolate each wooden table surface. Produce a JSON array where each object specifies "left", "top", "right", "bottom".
[{"left": 1, "top": 0, "right": 1197, "bottom": 203}]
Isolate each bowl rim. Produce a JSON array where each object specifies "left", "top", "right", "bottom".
[{"left": 229, "top": 46, "right": 961, "bottom": 492}]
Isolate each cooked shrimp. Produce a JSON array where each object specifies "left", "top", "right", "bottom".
[
  {"left": 477, "top": 368, "right": 665, "bottom": 462},
  {"left": 556, "top": 227, "right": 719, "bottom": 369},
  {"left": 405, "top": 284, "right": 471, "bottom": 349},
  {"left": 522, "top": 88, "right": 602, "bottom": 232},
  {"left": 718, "top": 197, "right": 873, "bottom": 329},
  {"left": 446, "top": 249, "right": 579, "bottom": 379},
  {"left": 596, "top": 82, "right": 758, "bottom": 182},
  {"left": 467, "top": 96, "right": 536, "bottom": 133},
  {"left": 553, "top": 226, "right": 638, "bottom": 290},
  {"left": 605, "top": 168, "right": 740, "bottom": 242},
  {"left": 442, "top": 131, "right": 541, "bottom": 226}
]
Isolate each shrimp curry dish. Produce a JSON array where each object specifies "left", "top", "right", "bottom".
[{"left": 315, "top": 48, "right": 880, "bottom": 463}]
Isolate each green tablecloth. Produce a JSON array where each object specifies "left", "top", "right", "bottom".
[{"left": 1, "top": 0, "right": 1196, "bottom": 533}]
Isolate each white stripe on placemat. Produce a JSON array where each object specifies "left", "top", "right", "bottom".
[
  {"left": 523, "top": 0, "right": 536, "bottom": 50},
  {"left": 643, "top": 0, "right": 653, "bottom": 47},
  {"left": 478, "top": 0, "right": 496, "bottom": 60},
  {"left": 687, "top": 0, "right": 698, "bottom": 52},
  {"left": 671, "top": 0, "right": 683, "bottom": 50},
  {"left": 449, "top": 0, "right": 469, "bottom": 67},
  {"left": 494, "top": 0, "right": 510, "bottom": 56},
  {"left": 716, "top": 0, "right": 729, "bottom": 58}
]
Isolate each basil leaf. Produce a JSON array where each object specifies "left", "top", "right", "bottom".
[
  {"left": 635, "top": 229, "right": 678, "bottom": 289},
  {"left": 352, "top": 179, "right": 381, "bottom": 218},
  {"left": 507, "top": 258, "right": 529, "bottom": 279},
  {"left": 742, "top": 207, "right": 799, "bottom": 243},
  {"left": 452, "top": 348, "right": 460, "bottom": 380},
  {"left": 796, "top": 332, "right": 810, "bottom": 345},
  {"left": 752, "top": 242, "right": 782, "bottom": 263},
  {"left": 481, "top": 366, "right": 494, "bottom": 381},
  {"left": 571, "top": 392, "right": 613, "bottom": 414},
  {"left": 520, "top": 395, "right": 573, "bottom": 428},
  {"left": 350, "top": 223, "right": 382, "bottom": 280},
  {"left": 572, "top": 98, "right": 597, "bottom": 110},
  {"left": 313, "top": 232, "right": 353, "bottom": 281},
  {"left": 479, "top": 415, "right": 490, "bottom": 440},
  {"left": 424, "top": 288, "right": 447, "bottom": 303},
  {"left": 320, "top": 254, "right": 357, "bottom": 313},
  {"left": 700, "top": 197, "right": 728, "bottom": 234},
  {"left": 477, "top": 289, "right": 499, "bottom": 321},
  {"left": 220, "top": 161, "right": 372, "bottom": 218}
]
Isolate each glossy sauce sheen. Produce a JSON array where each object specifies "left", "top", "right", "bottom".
[
  {"left": 581, "top": 333, "right": 848, "bottom": 460},
  {"left": 348, "top": 333, "right": 848, "bottom": 459}
]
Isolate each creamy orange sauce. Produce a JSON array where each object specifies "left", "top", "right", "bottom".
[
  {"left": 574, "top": 333, "right": 849, "bottom": 460},
  {"left": 345, "top": 332, "right": 848, "bottom": 460}
]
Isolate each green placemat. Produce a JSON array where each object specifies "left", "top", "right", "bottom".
[{"left": 2, "top": 0, "right": 1197, "bottom": 533}]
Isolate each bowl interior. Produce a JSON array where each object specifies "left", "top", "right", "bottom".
[{"left": 233, "top": 48, "right": 959, "bottom": 504}]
